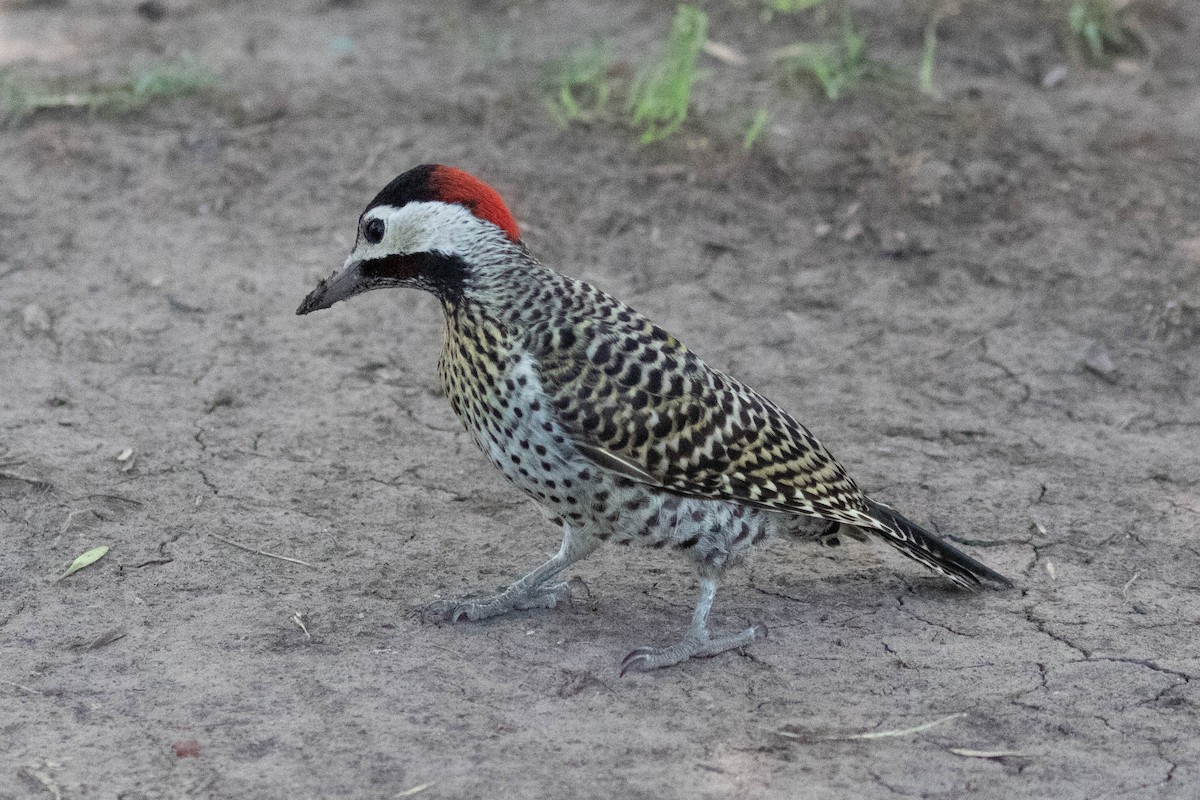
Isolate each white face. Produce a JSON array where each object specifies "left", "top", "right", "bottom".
[
  {"left": 349, "top": 200, "right": 497, "bottom": 268},
  {"left": 296, "top": 199, "right": 517, "bottom": 315}
]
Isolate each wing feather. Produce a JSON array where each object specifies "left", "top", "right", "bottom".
[{"left": 530, "top": 301, "right": 880, "bottom": 530}]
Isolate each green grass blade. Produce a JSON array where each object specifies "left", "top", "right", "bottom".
[
  {"left": 742, "top": 109, "right": 770, "bottom": 152},
  {"left": 545, "top": 40, "right": 612, "bottom": 128},
  {"left": 627, "top": 4, "right": 708, "bottom": 144}
]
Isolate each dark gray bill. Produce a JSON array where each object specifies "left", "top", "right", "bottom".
[{"left": 296, "top": 259, "right": 365, "bottom": 315}]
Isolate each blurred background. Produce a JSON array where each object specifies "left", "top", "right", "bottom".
[{"left": 2, "top": 1, "right": 1198, "bottom": 798}]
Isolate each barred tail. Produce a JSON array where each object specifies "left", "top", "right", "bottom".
[{"left": 862, "top": 498, "right": 1012, "bottom": 590}]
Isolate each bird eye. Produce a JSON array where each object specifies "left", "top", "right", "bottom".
[{"left": 363, "top": 218, "right": 385, "bottom": 245}]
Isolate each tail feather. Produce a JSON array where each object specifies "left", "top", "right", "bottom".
[{"left": 862, "top": 498, "right": 1012, "bottom": 590}]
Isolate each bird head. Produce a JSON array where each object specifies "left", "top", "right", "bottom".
[{"left": 296, "top": 164, "right": 524, "bottom": 315}]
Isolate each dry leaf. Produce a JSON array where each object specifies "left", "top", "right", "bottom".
[
  {"left": 58, "top": 545, "right": 109, "bottom": 580},
  {"left": 949, "top": 748, "right": 1030, "bottom": 759},
  {"left": 703, "top": 40, "right": 746, "bottom": 66}
]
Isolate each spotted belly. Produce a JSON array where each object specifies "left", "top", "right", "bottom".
[{"left": 443, "top": 349, "right": 816, "bottom": 569}]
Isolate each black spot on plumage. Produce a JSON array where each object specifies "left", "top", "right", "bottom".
[
  {"left": 675, "top": 436, "right": 696, "bottom": 459},
  {"left": 652, "top": 415, "right": 672, "bottom": 438},
  {"left": 593, "top": 341, "right": 612, "bottom": 364},
  {"left": 631, "top": 426, "right": 650, "bottom": 449},
  {"left": 596, "top": 350, "right": 623, "bottom": 375},
  {"left": 676, "top": 535, "right": 701, "bottom": 549},
  {"left": 645, "top": 369, "right": 664, "bottom": 395},
  {"left": 625, "top": 495, "right": 650, "bottom": 511}
]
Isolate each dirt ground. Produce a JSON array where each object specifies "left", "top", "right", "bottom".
[{"left": 2, "top": 0, "right": 1199, "bottom": 797}]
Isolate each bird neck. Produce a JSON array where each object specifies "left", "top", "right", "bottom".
[{"left": 441, "top": 295, "right": 507, "bottom": 338}]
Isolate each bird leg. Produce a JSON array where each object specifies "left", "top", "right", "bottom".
[
  {"left": 426, "top": 523, "right": 598, "bottom": 623},
  {"left": 620, "top": 576, "right": 763, "bottom": 675}
]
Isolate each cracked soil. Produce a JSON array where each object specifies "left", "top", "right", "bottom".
[{"left": 2, "top": 1, "right": 1199, "bottom": 798}]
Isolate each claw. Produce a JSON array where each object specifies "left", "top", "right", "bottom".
[
  {"left": 619, "top": 625, "right": 765, "bottom": 675},
  {"left": 620, "top": 651, "right": 650, "bottom": 677},
  {"left": 416, "top": 578, "right": 581, "bottom": 626},
  {"left": 412, "top": 599, "right": 459, "bottom": 625},
  {"left": 565, "top": 575, "right": 592, "bottom": 600}
]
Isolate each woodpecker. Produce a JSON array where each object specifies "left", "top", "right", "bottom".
[{"left": 297, "top": 164, "right": 1011, "bottom": 674}]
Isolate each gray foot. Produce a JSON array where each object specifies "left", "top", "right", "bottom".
[
  {"left": 425, "top": 577, "right": 586, "bottom": 623},
  {"left": 620, "top": 624, "right": 765, "bottom": 676}
]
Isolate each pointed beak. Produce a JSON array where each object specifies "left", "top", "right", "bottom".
[{"left": 296, "top": 258, "right": 366, "bottom": 315}]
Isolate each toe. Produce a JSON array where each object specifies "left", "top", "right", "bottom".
[
  {"left": 619, "top": 651, "right": 652, "bottom": 677},
  {"left": 414, "top": 600, "right": 457, "bottom": 624},
  {"left": 566, "top": 576, "right": 591, "bottom": 599}
]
